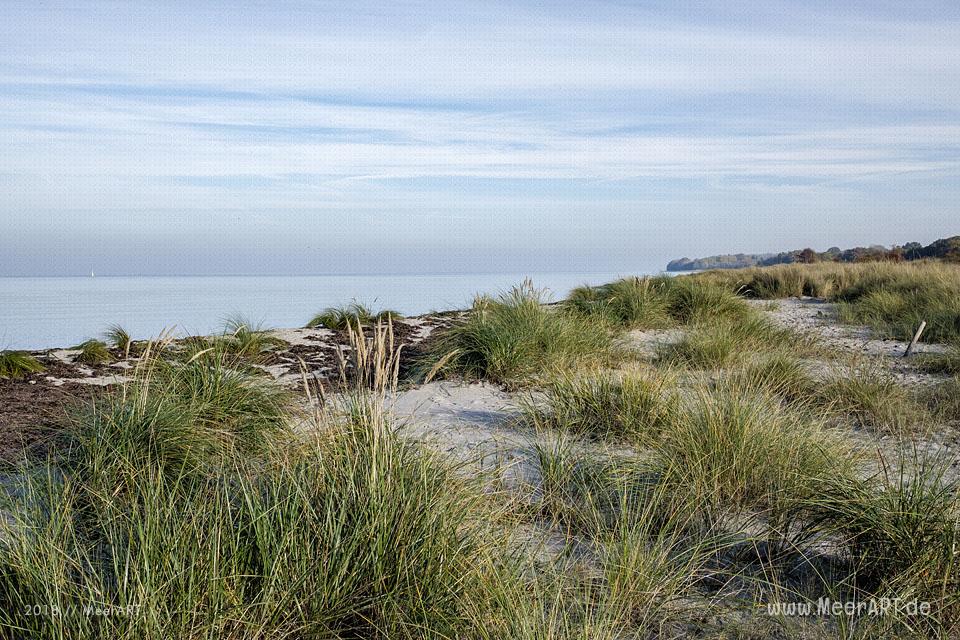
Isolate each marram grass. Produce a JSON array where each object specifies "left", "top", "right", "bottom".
[
  {"left": 728, "top": 352, "right": 819, "bottom": 406},
  {"left": 816, "top": 360, "right": 932, "bottom": 435},
  {"left": 0, "top": 332, "right": 503, "bottom": 639},
  {"left": 656, "top": 314, "right": 810, "bottom": 370},
  {"left": 927, "top": 376, "right": 960, "bottom": 422},
  {"left": 62, "top": 349, "right": 293, "bottom": 491},
  {"left": 220, "top": 316, "right": 287, "bottom": 363},
  {"left": 916, "top": 344, "right": 960, "bottom": 375},
  {"left": 809, "top": 450, "right": 960, "bottom": 625},
  {"left": 420, "top": 281, "right": 613, "bottom": 385},
  {"left": 653, "top": 382, "right": 858, "bottom": 519},
  {"left": 566, "top": 276, "right": 674, "bottom": 328},
  {"left": 307, "top": 303, "right": 402, "bottom": 331},
  {"left": 697, "top": 261, "right": 960, "bottom": 342},
  {"left": 0, "top": 350, "right": 45, "bottom": 379},
  {"left": 0, "top": 414, "right": 504, "bottom": 638},
  {"left": 566, "top": 274, "right": 751, "bottom": 329},
  {"left": 72, "top": 339, "right": 113, "bottom": 365},
  {"left": 523, "top": 367, "right": 679, "bottom": 442},
  {"left": 104, "top": 324, "right": 132, "bottom": 355},
  {"left": 168, "top": 318, "right": 287, "bottom": 367}
]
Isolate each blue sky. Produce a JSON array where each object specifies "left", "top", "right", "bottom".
[{"left": 1, "top": 1, "right": 959, "bottom": 275}]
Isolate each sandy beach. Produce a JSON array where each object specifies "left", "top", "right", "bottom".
[{"left": 3, "top": 263, "right": 960, "bottom": 636}]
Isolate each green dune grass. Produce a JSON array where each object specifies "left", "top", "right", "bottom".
[{"left": 0, "top": 350, "right": 45, "bottom": 379}]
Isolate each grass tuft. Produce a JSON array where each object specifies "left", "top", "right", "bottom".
[
  {"left": 0, "top": 320, "right": 526, "bottom": 639},
  {"left": 104, "top": 324, "right": 132, "bottom": 355},
  {"left": 307, "top": 303, "right": 402, "bottom": 330},
  {"left": 522, "top": 441, "right": 719, "bottom": 634},
  {"left": 421, "top": 281, "right": 613, "bottom": 385},
  {"left": 525, "top": 368, "right": 679, "bottom": 442},
  {"left": 927, "top": 376, "right": 960, "bottom": 423},
  {"left": 916, "top": 344, "right": 960, "bottom": 375},
  {"left": 729, "top": 353, "right": 819, "bottom": 406},
  {"left": 73, "top": 339, "right": 113, "bottom": 365},
  {"left": 811, "top": 452, "right": 960, "bottom": 618},
  {"left": 599, "top": 493, "right": 712, "bottom": 632},
  {"left": 817, "top": 362, "right": 931, "bottom": 434},
  {"left": 663, "top": 276, "right": 751, "bottom": 324},
  {"left": 220, "top": 316, "right": 287, "bottom": 363},
  {"left": 0, "top": 350, "right": 45, "bottom": 379},
  {"left": 657, "top": 315, "right": 804, "bottom": 370},
  {"left": 62, "top": 349, "right": 292, "bottom": 491},
  {"left": 654, "top": 383, "right": 855, "bottom": 517},
  {"left": 834, "top": 268, "right": 960, "bottom": 342},
  {"left": 657, "top": 328, "right": 740, "bottom": 369},
  {"left": 566, "top": 275, "right": 751, "bottom": 329},
  {"left": 566, "top": 276, "right": 673, "bottom": 328},
  {"left": 1, "top": 412, "right": 500, "bottom": 638},
  {"left": 698, "top": 261, "right": 960, "bottom": 342}
]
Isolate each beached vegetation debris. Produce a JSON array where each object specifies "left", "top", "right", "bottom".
[
  {"left": 419, "top": 281, "right": 613, "bottom": 385},
  {"left": 73, "top": 338, "right": 113, "bottom": 365},
  {"left": 0, "top": 350, "right": 45, "bottom": 379},
  {"left": 307, "top": 303, "right": 402, "bottom": 331}
]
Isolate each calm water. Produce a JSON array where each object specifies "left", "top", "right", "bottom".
[{"left": 0, "top": 271, "right": 652, "bottom": 350}]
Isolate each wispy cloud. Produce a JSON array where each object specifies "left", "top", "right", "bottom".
[{"left": 1, "top": 0, "right": 959, "bottom": 271}]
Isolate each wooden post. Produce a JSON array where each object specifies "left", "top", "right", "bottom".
[{"left": 903, "top": 321, "right": 926, "bottom": 357}]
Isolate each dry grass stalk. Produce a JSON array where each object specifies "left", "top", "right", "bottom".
[{"left": 335, "top": 317, "right": 403, "bottom": 396}]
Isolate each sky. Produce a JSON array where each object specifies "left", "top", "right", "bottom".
[{"left": 1, "top": 1, "right": 959, "bottom": 276}]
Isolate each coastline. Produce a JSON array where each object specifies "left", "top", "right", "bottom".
[
  {"left": 0, "top": 270, "right": 652, "bottom": 351},
  {"left": 3, "top": 263, "right": 960, "bottom": 635}
]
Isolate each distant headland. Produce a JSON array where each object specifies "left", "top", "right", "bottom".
[{"left": 666, "top": 235, "right": 960, "bottom": 272}]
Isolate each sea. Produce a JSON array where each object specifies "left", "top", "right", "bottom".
[{"left": 0, "top": 271, "right": 658, "bottom": 350}]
